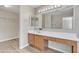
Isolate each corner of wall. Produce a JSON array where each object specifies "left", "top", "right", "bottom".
[{"left": 19, "top": 44, "right": 29, "bottom": 49}]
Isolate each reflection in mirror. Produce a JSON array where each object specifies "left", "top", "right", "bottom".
[
  {"left": 42, "top": 13, "right": 51, "bottom": 28},
  {"left": 42, "top": 8, "right": 73, "bottom": 30}
]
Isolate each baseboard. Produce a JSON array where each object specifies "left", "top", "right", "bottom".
[
  {"left": 0, "top": 36, "right": 19, "bottom": 42},
  {"left": 19, "top": 44, "right": 29, "bottom": 49},
  {"left": 48, "top": 46, "right": 67, "bottom": 53}
]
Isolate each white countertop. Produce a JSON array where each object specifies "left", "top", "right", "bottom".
[{"left": 28, "top": 30, "right": 78, "bottom": 41}]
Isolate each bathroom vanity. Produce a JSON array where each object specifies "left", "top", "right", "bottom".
[
  {"left": 28, "top": 30, "right": 77, "bottom": 53},
  {"left": 28, "top": 6, "right": 79, "bottom": 53}
]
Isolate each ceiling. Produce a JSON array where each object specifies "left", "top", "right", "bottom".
[
  {"left": 30, "top": 5, "right": 41, "bottom": 8},
  {"left": 0, "top": 5, "right": 19, "bottom": 14},
  {"left": 0, "top": 5, "right": 41, "bottom": 14}
]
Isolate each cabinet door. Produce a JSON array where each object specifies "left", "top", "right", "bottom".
[
  {"left": 28, "top": 33, "right": 35, "bottom": 46},
  {"left": 35, "top": 35, "right": 48, "bottom": 50}
]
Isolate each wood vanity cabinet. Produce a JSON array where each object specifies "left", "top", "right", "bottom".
[
  {"left": 28, "top": 33, "right": 77, "bottom": 53},
  {"left": 35, "top": 35, "right": 47, "bottom": 50},
  {"left": 28, "top": 33, "right": 48, "bottom": 50},
  {"left": 55, "top": 38, "right": 72, "bottom": 45},
  {"left": 28, "top": 33, "right": 35, "bottom": 46}
]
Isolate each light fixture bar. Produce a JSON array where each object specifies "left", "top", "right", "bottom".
[{"left": 38, "top": 5, "right": 62, "bottom": 13}]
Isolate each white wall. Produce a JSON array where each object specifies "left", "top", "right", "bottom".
[
  {"left": 0, "top": 10, "right": 19, "bottom": 42},
  {"left": 20, "top": 6, "right": 34, "bottom": 49},
  {"left": 74, "top": 6, "right": 79, "bottom": 53},
  {"left": 77, "top": 41, "right": 79, "bottom": 53}
]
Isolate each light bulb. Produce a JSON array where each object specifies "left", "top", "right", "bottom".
[
  {"left": 54, "top": 5, "right": 57, "bottom": 8},
  {"left": 45, "top": 8, "right": 48, "bottom": 11},
  {"left": 51, "top": 6, "right": 54, "bottom": 9}
]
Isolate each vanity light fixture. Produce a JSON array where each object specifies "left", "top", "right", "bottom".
[
  {"left": 38, "top": 5, "right": 62, "bottom": 13},
  {"left": 51, "top": 6, "right": 54, "bottom": 9},
  {"left": 45, "top": 8, "right": 48, "bottom": 11},
  {"left": 48, "top": 6, "right": 52, "bottom": 10},
  {"left": 54, "top": 5, "right": 57, "bottom": 8},
  {"left": 46, "top": 7, "right": 48, "bottom": 10},
  {"left": 38, "top": 10, "right": 41, "bottom": 13},
  {"left": 57, "top": 5, "right": 61, "bottom": 8}
]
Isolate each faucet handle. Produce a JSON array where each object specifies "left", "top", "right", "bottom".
[{"left": 39, "top": 28, "right": 42, "bottom": 30}]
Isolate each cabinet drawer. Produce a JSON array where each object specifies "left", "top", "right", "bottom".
[
  {"left": 55, "top": 38, "right": 64, "bottom": 44},
  {"left": 35, "top": 35, "right": 48, "bottom": 50},
  {"left": 64, "top": 40, "right": 72, "bottom": 45},
  {"left": 55, "top": 38, "right": 71, "bottom": 45},
  {"left": 71, "top": 41, "right": 77, "bottom": 46},
  {"left": 47, "top": 37, "right": 56, "bottom": 41},
  {"left": 28, "top": 33, "right": 35, "bottom": 46},
  {"left": 35, "top": 35, "right": 44, "bottom": 50},
  {"left": 35, "top": 34, "right": 47, "bottom": 39}
]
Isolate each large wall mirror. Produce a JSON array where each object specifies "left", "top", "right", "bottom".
[{"left": 42, "top": 7, "right": 73, "bottom": 30}]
